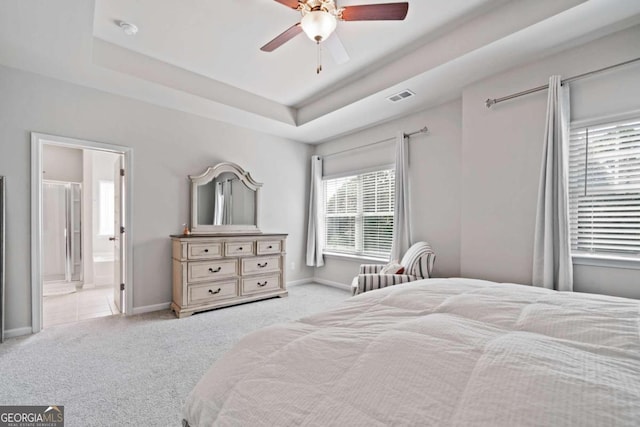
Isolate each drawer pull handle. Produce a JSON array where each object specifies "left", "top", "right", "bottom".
[
  {"left": 204, "top": 249, "right": 209, "bottom": 253},
  {"left": 208, "top": 288, "right": 221, "bottom": 295},
  {"left": 209, "top": 267, "right": 222, "bottom": 273},
  {"left": 238, "top": 247, "right": 243, "bottom": 251},
  {"left": 258, "top": 262, "right": 268, "bottom": 268},
  {"left": 268, "top": 245, "right": 273, "bottom": 249},
  {"left": 257, "top": 281, "right": 268, "bottom": 287}
]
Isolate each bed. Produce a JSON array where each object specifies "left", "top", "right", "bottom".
[{"left": 183, "top": 278, "right": 640, "bottom": 426}]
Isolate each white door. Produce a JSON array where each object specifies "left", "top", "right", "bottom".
[{"left": 113, "top": 156, "right": 125, "bottom": 313}]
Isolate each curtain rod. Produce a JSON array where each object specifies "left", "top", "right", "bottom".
[
  {"left": 485, "top": 56, "right": 640, "bottom": 108},
  {"left": 322, "top": 126, "right": 429, "bottom": 159}
]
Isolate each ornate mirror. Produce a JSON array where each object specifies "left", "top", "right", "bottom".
[{"left": 190, "top": 163, "right": 262, "bottom": 235}]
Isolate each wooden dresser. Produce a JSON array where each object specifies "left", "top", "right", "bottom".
[{"left": 170, "top": 233, "right": 287, "bottom": 318}]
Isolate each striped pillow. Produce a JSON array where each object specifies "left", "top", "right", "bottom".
[{"left": 380, "top": 262, "right": 405, "bottom": 274}]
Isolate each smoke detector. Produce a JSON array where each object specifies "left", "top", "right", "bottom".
[
  {"left": 118, "top": 21, "right": 138, "bottom": 36},
  {"left": 387, "top": 89, "right": 415, "bottom": 102}
]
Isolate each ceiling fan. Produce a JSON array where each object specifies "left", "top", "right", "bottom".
[{"left": 261, "top": 0, "right": 409, "bottom": 73}]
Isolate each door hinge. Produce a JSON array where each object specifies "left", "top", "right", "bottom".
[
  {"left": 120, "top": 283, "right": 125, "bottom": 291},
  {"left": 120, "top": 226, "right": 125, "bottom": 234},
  {"left": 120, "top": 168, "right": 125, "bottom": 176}
]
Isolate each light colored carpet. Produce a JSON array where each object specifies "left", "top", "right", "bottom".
[{"left": 0, "top": 283, "right": 349, "bottom": 426}]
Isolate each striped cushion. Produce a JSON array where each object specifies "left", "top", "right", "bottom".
[
  {"left": 355, "top": 274, "right": 418, "bottom": 295},
  {"left": 400, "top": 242, "right": 435, "bottom": 278},
  {"left": 359, "top": 264, "right": 386, "bottom": 274}
]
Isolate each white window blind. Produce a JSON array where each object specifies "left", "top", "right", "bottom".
[
  {"left": 324, "top": 169, "right": 394, "bottom": 258},
  {"left": 569, "top": 116, "right": 640, "bottom": 257}
]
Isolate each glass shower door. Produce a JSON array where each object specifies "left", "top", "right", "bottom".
[
  {"left": 69, "top": 183, "right": 82, "bottom": 282},
  {"left": 42, "top": 181, "right": 82, "bottom": 286}
]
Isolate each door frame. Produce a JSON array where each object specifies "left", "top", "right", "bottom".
[{"left": 31, "top": 133, "right": 134, "bottom": 333}]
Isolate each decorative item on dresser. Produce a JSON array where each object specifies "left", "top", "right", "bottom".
[
  {"left": 171, "top": 162, "right": 287, "bottom": 318},
  {"left": 170, "top": 233, "right": 287, "bottom": 318}
]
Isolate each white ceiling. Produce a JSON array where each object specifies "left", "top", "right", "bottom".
[
  {"left": 93, "top": 0, "right": 496, "bottom": 107},
  {"left": 1, "top": 0, "right": 639, "bottom": 143}
]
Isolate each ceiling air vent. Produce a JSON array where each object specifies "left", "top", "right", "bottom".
[{"left": 387, "top": 89, "right": 415, "bottom": 103}]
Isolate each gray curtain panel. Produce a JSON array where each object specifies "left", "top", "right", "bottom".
[
  {"left": 306, "top": 155, "right": 325, "bottom": 267},
  {"left": 213, "top": 182, "right": 224, "bottom": 225},
  {"left": 390, "top": 132, "right": 411, "bottom": 261},
  {"left": 533, "top": 75, "right": 573, "bottom": 291}
]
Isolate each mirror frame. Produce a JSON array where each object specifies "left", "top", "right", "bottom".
[{"left": 189, "top": 162, "right": 262, "bottom": 235}]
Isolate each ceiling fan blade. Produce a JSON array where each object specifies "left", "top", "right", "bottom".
[
  {"left": 341, "top": 2, "right": 409, "bottom": 21},
  {"left": 325, "top": 33, "right": 350, "bottom": 65},
  {"left": 260, "top": 23, "right": 303, "bottom": 52},
  {"left": 273, "top": 0, "right": 299, "bottom": 9}
]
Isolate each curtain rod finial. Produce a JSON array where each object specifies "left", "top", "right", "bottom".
[{"left": 485, "top": 99, "right": 496, "bottom": 108}]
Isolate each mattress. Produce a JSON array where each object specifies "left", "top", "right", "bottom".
[{"left": 183, "top": 278, "right": 640, "bottom": 426}]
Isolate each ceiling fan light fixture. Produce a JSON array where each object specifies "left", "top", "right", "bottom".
[{"left": 300, "top": 10, "right": 337, "bottom": 42}]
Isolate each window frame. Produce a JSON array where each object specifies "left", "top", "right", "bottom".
[
  {"left": 322, "top": 166, "right": 395, "bottom": 261},
  {"left": 569, "top": 109, "right": 640, "bottom": 270}
]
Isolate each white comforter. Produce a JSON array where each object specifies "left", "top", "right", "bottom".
[{"left": 184, "top": 278, "right": 640, "bottom": 426}]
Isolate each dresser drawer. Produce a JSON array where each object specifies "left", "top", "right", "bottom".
[
  {"left": 225, "top": 241, "right": 255, "bottom": 257},
  {"left": 188, "top": 259, "right": 238, "bottom": 283},
  {"left": 188, "top": 242, "right": 222, "bottom": 260},
  {"left": 242, "top": 274, "right": 281, "bottom": 295},
  {"left": 242, "top": 256, "right": 281, "bottom": 275},
  {"left": 256, "top": 240, "right": 282, "bottom": 255},
  {"left": 188, "top": 280, "right": 238, "bottom": 305}
]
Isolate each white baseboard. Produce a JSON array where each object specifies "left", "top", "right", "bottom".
[
  {"left": 287, "top": 278, "right": 314, "bottom": 287},
  {"left": 312, "top": 277, "right": 351, "bottom": 291},
  {"left": 129, "top": 280, "right": 350, "bottom": 316},
  {"left": 287, "top": 277, "right": 351, "bottom": 291},
  {"left": 4, "top": 326, "right": 33, "bottom": 339},
  {"left": 132, "top": 302, "right": 171, "bottom": 315}
]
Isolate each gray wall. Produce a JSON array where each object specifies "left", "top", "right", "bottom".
[
  {"left": 314, "top": 100, "right": 462, "bottom": 285},
  {"left": 314, "top": 25, "right": 640, "bottom": 300},
  {"left": 0, "top": 64, "right": 314, "bottom": 333},
  {"left": 461, "top": 25, "right": 640, "bottom": 299}
]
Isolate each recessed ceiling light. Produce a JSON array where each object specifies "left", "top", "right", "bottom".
[{"left": 118, "top": 20, "right": 138, "bottom": 36}]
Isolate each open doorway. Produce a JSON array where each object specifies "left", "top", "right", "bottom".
[{"left": 31, "top": 133, "right": 133, "bottom": 333}]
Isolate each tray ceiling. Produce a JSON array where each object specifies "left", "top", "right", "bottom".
[
  {"left": 93, "top": 0, "right": 495, "bottom": 107},
  {"left": 0, "top": 0, "right": 638, "bottom": 143}
]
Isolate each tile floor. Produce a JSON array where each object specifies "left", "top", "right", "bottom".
[{"left": 43, "top": 284, "right": 120, "bottom": 328}]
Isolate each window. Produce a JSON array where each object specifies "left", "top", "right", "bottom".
[
  {"left": 569, "top": 116, "right": 640, "bottom": 258},
  {"left": 323, "top": 169, "right": 395, "bottom": 258},
  {"left": 98, "top": 180, "right": 114, "bottom": 236}
]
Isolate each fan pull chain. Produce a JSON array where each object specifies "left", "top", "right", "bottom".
[{"left": 316, "top": 41, "right": 322, "bottom": 74}]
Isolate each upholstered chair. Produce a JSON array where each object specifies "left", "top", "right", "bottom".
[{"left": 351, "top": 242, "right": 436, "bottom": 295}]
